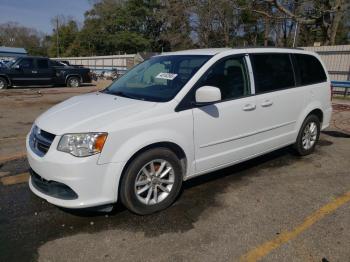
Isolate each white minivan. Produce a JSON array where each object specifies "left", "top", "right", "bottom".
[{"left": 27, "top": 48, "right": 332, "bottom": 214}]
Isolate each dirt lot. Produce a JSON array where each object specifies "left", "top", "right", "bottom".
[{"left": 0, "top": 83, "right": 349, "bottom": 262}]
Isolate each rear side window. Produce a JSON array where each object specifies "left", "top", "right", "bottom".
[
  {"left": 37, "top": 59, "right": 49, "bottom": 69},
  {"left": 293, "top": 54, "right": 327, "bottom": 85},
  {"left": 250, "top": 53, "right": 295, "bottom": 94}
]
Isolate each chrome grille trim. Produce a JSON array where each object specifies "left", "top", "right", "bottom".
[{"left": 29, "top": 126, "right": 55, "bottom": 157}]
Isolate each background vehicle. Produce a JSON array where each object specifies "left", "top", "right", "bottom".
[
  {"left": 0, "top": 56, "right": 92, "bottom": 89},
  {"left": 0, "top": 59, "right": 11, "bottom": 67},
  {"left": 91, "top": 68, "right": 127, "bottom": 80},
  {"left": 102, "top": 69, "right": 118, "bottom": 80},
  {"left": 26, "top": 48, "right": 331, "bottom": 215}
]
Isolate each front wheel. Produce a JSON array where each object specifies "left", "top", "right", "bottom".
[
  {"left": 294, "top": 114, "right": 320, "bottom": 156},
  {"left": 120, "top": 148, "right": 183, "bottom": 215}
]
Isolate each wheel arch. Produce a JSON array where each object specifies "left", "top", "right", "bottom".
[
  {"left": 307, "top": 108, "right": 323, "bottom": 123},
  {"left": 119, "top": 141, "right": 188, "bottom": 182},
  {"left": 296, "top": 103, "right": 324, "bottom": 139},
  {"left": 115, "top": 141, "right": 188, "bottom": 201},
  {"left": 65, "top": 74, "right": 82, "bottom": 84},
  {"left": 0, "top": 75, "right": 11, "bottom": 86}
]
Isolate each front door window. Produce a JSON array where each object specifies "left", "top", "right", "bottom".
[{"left": 196, "top": 56, "right": 251, "bottom": 101}]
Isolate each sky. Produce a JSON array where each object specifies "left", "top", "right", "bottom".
[{"left": 0, "top": 0, "right": 91, "bottom": 34}]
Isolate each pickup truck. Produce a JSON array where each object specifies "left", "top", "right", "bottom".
[{"left": 0, "top": 56, "right": 92, "bottom": 89}]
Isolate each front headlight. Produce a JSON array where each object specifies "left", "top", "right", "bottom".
[{"left": 57, "top": 133, "right": 108, "bottom": 157}]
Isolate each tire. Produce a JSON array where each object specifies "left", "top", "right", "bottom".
[
  {"left": 0, "top": 77, "right": 8, "bottom": 90},
  {"left": 66, "top": 76, "right": 81, "bottom": 87},
  {"left": 294, "top": 114, "right": 321, "bottom": 156},
  {"left": 120, "top": 147, "right": 183, "bottom": 215}
]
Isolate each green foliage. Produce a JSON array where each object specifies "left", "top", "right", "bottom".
[
  {"left": 48, "top": 18, "right": 79, "bottom": 57},
  {"left": 69, "top": 0, "right": 167, "bottom": 55}
]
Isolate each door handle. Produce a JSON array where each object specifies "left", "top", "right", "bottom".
[
  {"left": 31, "top": 70, "right": 38, "bottom": 74},
  {"left": 243, "top": 104, "right": 256, "bottom": 111},
  {"left": 261, "top": 100, "right": 273, "bottom": 107}
]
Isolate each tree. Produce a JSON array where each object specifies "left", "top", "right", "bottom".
[
  {"left": 189, "top": 0, "right": 248, "bottom": 48},
  {"left": 48, "top": 16, "right": 80, "bottom": 57},
  {"left": 0, "top": 22, "right": 48, "bottom": 56},
  {"left": 72, "top": 0, "right": 168, "bottom": 55},
  {"left": 261, "top": 0, "right": 350, "bottom": 45},
  {"left": 158, "top": 0, "right": 193, "bottom": 50}
]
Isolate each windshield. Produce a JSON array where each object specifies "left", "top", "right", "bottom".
[
  {"left": 104, "top": 55, "right": 211, "bottom": 102},
  {"left": 5, "top": 59, "right": 17, "bottom": 68}
]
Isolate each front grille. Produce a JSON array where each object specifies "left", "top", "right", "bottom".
[
  {"left": 29, "top": 126, "right": 55, "bottom": 157},
  {"left": 30, "top": 169, "right": 78, "bottom": 200}
]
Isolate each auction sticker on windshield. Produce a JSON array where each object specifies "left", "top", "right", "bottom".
[{"left": 156, "top": 72, "right": 178, "bottom": 80}]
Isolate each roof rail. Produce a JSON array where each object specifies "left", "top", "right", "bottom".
[{"left": 232, "top": 46, "right": 304, "bottom": 50}]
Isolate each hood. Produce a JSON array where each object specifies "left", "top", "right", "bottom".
[{"left": 35, "top": 92, "right": 157, "bottom": 135}]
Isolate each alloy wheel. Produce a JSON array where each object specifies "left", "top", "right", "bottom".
[
  {"left": 69, "top": 78, "right": 79, "bottom": 87},
  {"left": 134, "top": 159, "right": 175, "bottom": 205},
  {"left": 301, "top": 121, "right": 318, "bottom": 150}
]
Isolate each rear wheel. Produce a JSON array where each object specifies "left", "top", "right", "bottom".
[
  {"left": 294, "top": 114, "right": 320, "bottom": 156},
  {"left": 0, "top": 77, "right": 8, "bottom": 89},
  {"left": 66, "top": 76, "right": 80, "bottom": 87},
  {"left": 120, "top": 148, "right": 183, "bottom": 215}
]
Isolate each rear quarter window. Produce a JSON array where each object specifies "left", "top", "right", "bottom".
[{"left": 293, "top": 54, "right": 327, "bottom": 85}]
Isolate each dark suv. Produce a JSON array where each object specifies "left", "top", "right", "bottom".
[{"left": 0, "top": 56, "right": 92, "bottom": 89}]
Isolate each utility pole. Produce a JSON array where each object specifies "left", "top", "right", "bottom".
[
  {"left": 293, "top": 21, "right": 298, "bottom": 48},
  {"left": 56, "top": 17, "right": 59, "bottom": 58}
]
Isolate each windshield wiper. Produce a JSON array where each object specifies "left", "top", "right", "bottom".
[{"left": 106, "top": 90, "right": 145, "bottom": 101}]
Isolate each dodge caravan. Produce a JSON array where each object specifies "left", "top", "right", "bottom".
[{"left": 27, "top": 48, "right": 332, "bottom": 214}]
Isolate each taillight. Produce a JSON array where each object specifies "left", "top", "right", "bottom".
[{"left": 330, "top": 83, "right": 333, "bottom": 101}]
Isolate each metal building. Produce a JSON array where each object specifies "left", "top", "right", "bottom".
[
  {"left": 0, "top": 46, "right": 27, "bottom": 59},
  {"left": 51, "top": 53, "right": 145, "bottom": 74}
]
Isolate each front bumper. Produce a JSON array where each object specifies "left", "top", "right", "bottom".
[{"left": 26, "top": 134, "right": 124, "bottom": 209}]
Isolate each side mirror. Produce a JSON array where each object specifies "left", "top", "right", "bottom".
[
  {"left": 13, "top": 64, "right": 21, "bottom": 70},
  {"left": 195, "top": 86, "right": 221, "bottom": 105}
]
